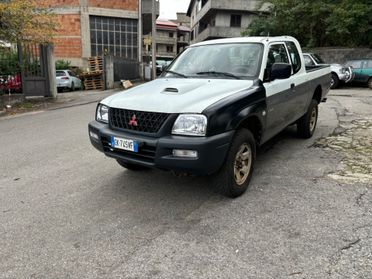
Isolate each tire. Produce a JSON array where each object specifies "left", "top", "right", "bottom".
[
  {"left": 368, "top": 78, "right": 372, "bottom": 89},
  {"left": 214, "top": 129, "right": 256, "bottom": 198},
  {"left": 116, "top": 159, "right": 149, "bottom": 171},
  {"left": 70, "top": 82, "right": 75, "bottom": 92},
  {"left": 330, "top": 73, "right": 339, "bottom": 89},
  {"left": 297, "top": 99, "right": 318, "bottom": 139}
]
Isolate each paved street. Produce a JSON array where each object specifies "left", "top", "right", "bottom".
[{"left": 0, "top": 88, "right": 371, "bottom": 278}]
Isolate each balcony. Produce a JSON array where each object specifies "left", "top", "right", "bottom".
[{"left": 192, "top": 26, "right": 243, "bottom": 43}]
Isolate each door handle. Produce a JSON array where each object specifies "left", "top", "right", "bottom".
[{"left": 290, "top": 83, "right": 295, "bottom": 90}]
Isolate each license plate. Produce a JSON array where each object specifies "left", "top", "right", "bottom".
[{"left": 111, "top": 136, "right": 138, "bottom": 152}]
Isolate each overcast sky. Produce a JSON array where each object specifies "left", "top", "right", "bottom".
[{"left": 159, "top": 0, "right": 190, "bottom": 19}]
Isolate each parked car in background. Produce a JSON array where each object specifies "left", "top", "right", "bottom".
[
  {"left": 345, "top": 59, "right": 372, "bottom": 89},
  {"left": 56, "top": 70, "right": 82, "bottom": 92},
  {"left": 303, "top": 53, "right": 352, "bottom": 89}
]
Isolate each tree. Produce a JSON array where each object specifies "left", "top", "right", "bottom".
[
  {"left": 244, "top": 0, "right": 372, "bottom": 47},
  {"left": 0, "top": 0, "right": 56, "bottom": 44}
]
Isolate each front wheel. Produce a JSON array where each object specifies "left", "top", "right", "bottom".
[
  {"left": 330, "top": 73, "right": 339, "bottom": 89},
  {"left": 297, "top": 99, "right": 318, "bottom": 139},
  {"left": 116, "top": 159, "right": 149, "bottom": 171},
  {"left": 368, "top": 78, "right": 372, "bottom": 89},
  {"left": 214, "top": 129, "right": 256, "bottom": 198}
]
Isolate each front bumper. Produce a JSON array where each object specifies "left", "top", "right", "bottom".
[{"left": 88, "top": 121, "right": 234, "bottom": 175}]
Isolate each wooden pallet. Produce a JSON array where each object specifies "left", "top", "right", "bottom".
[
  {"left": 84, "top": 76, "right": 103, "bottom": 90},
  {"left": 88, "top": 56, "right": 103, "bottom": 72}
]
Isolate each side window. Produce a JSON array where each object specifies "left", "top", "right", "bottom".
[
  {"left": 68, "top": 70, "right": 75, "bottom": 77},
  {"left": 286, "top": 42, "right": 301, "bottom": 74},
  {"left": 347, "top": 60, "right": 362, "bottom": 69},
  {"left": 367, "top": 60, "right": 372, "bottom": 68},
  {"left": 304, "top": 55, "right": 315, "bottom": 67},
  {"left": 266, "top": 44, "right": 289, "bottom": 70}
]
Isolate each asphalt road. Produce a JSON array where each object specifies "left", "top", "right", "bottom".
[{"left": 0, "top": 88, "right": 371, "bottom": 278}]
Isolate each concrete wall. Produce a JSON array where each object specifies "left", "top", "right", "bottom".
[{"left": 306, "top": 48, "right": 372, "bottom": 64}]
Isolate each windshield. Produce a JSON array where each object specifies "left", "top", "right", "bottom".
[
  {"left": 164, "top": 43, "right": 263, "bottom": 79},
  {"left": 313, "top": 54, "right": 325, "bottom": 64}
]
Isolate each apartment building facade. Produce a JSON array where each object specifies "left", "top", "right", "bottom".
[
  {"left": 187, "top": 0, "right": 268, "bottom": 44},
  {"left": 46, "top": 0, "right": 157, "bottom": 67}
]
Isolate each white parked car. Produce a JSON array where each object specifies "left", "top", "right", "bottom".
[
  {"left": 56, "top": 70, "right": 82, "bottom": 92},
  {"left": 303, "top": 53, "right": 353, "bottom": 89}
]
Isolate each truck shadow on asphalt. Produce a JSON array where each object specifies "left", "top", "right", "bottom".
[{"left": 104, "top": 125, "right": 306, "bottom": 203}]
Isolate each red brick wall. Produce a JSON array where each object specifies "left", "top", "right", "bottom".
[
  {"left": 88, "top": 0, "right": 138, "bottom": 11},
  {"left": 54, "top": 38, "right": 82, "bottom": 58},
  {"left": 53, "top": 15, "right": 82, "bottom": 58},
  {"left": 43, "top": 0, "right": 80, "bottom": 8}
]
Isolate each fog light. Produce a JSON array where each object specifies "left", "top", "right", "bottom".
[
  {"left": 172, "top": 149, "right": 198, "bottom": 158},
  {"left": 89, "top": 131, "right": 99, "bottom": 140}
]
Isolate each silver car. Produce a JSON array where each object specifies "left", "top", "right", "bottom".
[
  {"left": 56, "top": 70, "right": 82, "bottom": 92},
  {"left": 303, "top": 53, "right": 353, "bottom": 89}
]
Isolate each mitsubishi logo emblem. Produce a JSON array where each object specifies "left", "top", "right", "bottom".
[{"left": 128, "top": 115, "right": 138, "bottom": 126}]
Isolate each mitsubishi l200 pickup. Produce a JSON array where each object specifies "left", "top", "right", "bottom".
[{"left": 89, "top": 36, "right": 331, "bottom": 197}]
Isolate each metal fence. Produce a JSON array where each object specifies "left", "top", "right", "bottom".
[{"left": 113, "top": 57, "right": 139, "bottom": 81}]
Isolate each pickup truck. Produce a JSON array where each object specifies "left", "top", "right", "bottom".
[
  {"left": 89, "top": 36, "right": 330, "bottom": 198},
  {"left": 303, "top": 52, "right": 352, "bottom": 89}
]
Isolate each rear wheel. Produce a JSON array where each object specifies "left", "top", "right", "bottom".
[
  {"left": 330, "top": 73, "right": 339, "bottom": 89},
  {"left": 297, "top": 99, "right": 318, "bottom": 139},
  {"left": 116, "top": 159, "right": 149, "bottom": 171},
  {"left": 214, "top": 129, "right": 256, "bottom": 198}
]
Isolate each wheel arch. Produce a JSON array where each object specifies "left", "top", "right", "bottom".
[{"left": 312, "top": 85, "right": 322, "bottom": 104}]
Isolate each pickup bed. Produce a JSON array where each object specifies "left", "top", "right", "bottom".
[{"left": 89, "top": 36, "right": 330, "bottom": 197}]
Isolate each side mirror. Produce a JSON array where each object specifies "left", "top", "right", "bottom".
[{"left": 270, "top": 63, "right": 292, "bottom": 81}]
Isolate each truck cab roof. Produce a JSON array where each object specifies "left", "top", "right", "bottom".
[{"left": 192, "top": 36, "right": 299, "bottom": 47}]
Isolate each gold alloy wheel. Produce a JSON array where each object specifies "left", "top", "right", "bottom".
[
  {"left": 234, "top": 143, "right": 252, "bottom": 185},
  {"left": 309, "top": 107, "right": 317, "bottom": 132}
]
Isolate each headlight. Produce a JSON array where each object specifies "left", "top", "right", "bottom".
[
  {"left": 96, "top": 104, "right": 109, "bottom": 123},
  {"left": 172, "top": 114, "right": 207, "bottom": 136},
  {"left": 340, "top": 68, "right": 346, "bottom": 74}
]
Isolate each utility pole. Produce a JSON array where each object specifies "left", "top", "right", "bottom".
[{"left": 151, "top": 0, "right": 157, "bottom": 80}]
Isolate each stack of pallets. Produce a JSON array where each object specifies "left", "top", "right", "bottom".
[{"left": 81, "top": 56, "right": 104, "bottom": 90}]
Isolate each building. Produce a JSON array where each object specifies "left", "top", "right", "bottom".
[
  {"left": 45, "top": 0, "right": 158, "bottom": 68},
  {"left": 171, "top": 13, "right": 191, "bottom": 54},
  {"left": 187, "top": 0, "right": 268, "bottom": 44},
  {"left": 154, "top": 16, "right": 191, "bottom": 62}
]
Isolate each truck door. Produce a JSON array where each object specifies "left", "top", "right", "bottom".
[
  {"left": 263, "top": 43, "right": 295, "bottom": 140},
  {"left": 285, "top": 41, "right": 309, "bottom": 122}
]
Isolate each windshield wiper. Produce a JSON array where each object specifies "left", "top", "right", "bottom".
[
  {"left": 196, "top": 71, "right": 241, "bottom": 79},
  {"left": 163, "top": 70, "right": 188, "bottom": 78}
]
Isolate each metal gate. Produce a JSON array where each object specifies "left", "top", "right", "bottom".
[
  {"left": 19, "top": 44, "right": 50, "bottom": 97},
  {"left": 113, "top": 57, "right": 139, "bottom": 81}
]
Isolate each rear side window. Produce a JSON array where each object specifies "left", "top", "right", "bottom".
[
  {"left": 365, "top": 60, "right": 372, "bottom": 68},
  {"left": 286, "top": 42, "right": 301, "bottom": 74},
  {"left": 56, "top": 71, "right": 66, "bottom": 77}
]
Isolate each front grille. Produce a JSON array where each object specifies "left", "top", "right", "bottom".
[
  {"left": 109, "top": 108, "right": 169, "bottom": 134},
  {"left": 101, "top": 135, "right": 156, "bottom": 163}
]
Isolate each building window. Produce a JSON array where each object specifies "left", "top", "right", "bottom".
[
  {"left": 230, "top": 14, "right": 242, "bottom": 27},
  {"left": 166, "top": 46, "right": 173, "bottom": 53},
  {"left": 90, "top": 16, "right": 138, "bottom": 59},
  {"left": 169, "top": 32, "right": 174, "bottom": 38}
]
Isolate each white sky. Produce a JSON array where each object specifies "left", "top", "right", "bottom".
[{"left": 159, "top": 0, "right": 191, "bottom": 20}]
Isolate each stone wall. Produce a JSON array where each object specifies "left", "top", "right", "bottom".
[{"left": 305, "top": 47, "right": 372, "bottom": 64}]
